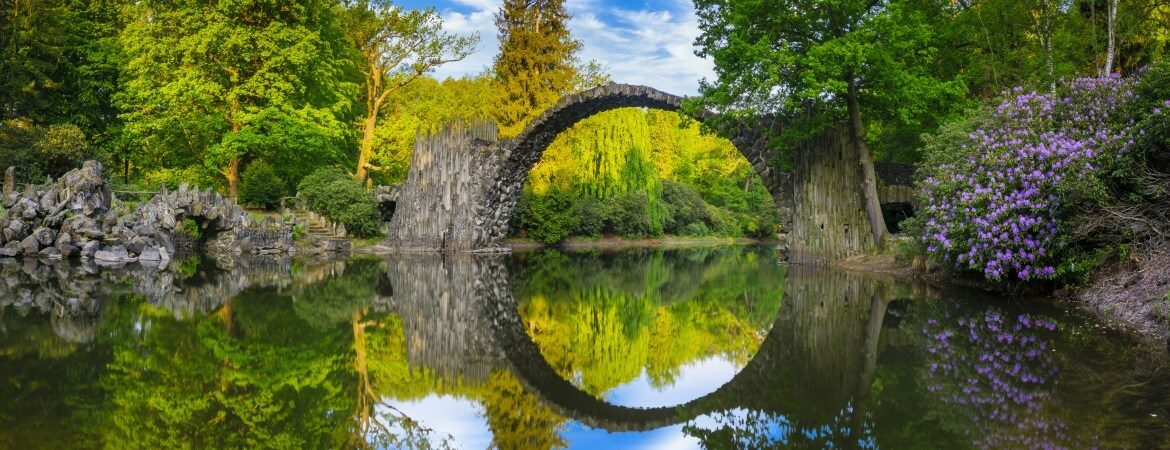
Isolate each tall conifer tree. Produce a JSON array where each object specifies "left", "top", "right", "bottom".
[{"left": 491, "top": 0, "right": 580, "bottom": 137}]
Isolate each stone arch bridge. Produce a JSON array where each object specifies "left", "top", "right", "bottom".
[{"left": 383, "top": 84, "right": 912, "bottom": 258}]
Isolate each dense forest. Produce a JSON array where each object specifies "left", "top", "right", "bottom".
[{"left": 2, "top": 0, "right": 1169, "bottom": 258}]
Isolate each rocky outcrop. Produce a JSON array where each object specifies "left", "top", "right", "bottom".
[{"left": 0, "top": 161, "right": 295, "bottom": 261}]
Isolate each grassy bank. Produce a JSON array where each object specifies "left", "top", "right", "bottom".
[{"left": 506, "top": 235, "right": 780, "bottom": 251}]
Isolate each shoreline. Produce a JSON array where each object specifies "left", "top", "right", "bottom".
[
  {"left": 505, "top": 235, "right": 781, "bottom": 251},
  {"left": 838, "top": 251, "right": 1170, "bottom": 355}
]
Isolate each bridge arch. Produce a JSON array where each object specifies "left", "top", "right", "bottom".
[
  {"left": 477, "top": 261, "right": 900, "bottom": 433},
  {"left": 474, "top": 84, "right": 789, "bottom": 247}
]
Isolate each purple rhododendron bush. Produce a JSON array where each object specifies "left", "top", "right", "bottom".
[{"left": 914, "top": 64, "right": 1170, "bottom": 285}]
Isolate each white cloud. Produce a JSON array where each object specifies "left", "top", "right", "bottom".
[{"left": 427, "top": 0, "right": 714, "bottom": 95}]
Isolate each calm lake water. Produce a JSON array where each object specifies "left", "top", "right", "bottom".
[{"left": 1, "top": 246, "right": 1167, "bottom": 449}]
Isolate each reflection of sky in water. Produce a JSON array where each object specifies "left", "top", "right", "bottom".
[
  {"left": 391, "top": 396, "right": 491, "bottom": 450},
  {"left": 388, "top": 355, "right": 744, "bottom": 446},
  {"left": 389, "top": 356, "right": 750, "bottom": 449},
  {"left": 602, "top": 356, "right": 741, "bottom": 408},
  {"left": 561, "top": 356, "right": 744, "bottom": 449}
]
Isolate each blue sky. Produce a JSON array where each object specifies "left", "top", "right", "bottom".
[{"left": 395, "top": 0, "right": 715, "bottom": 95}]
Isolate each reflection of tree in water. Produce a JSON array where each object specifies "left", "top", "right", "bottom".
[
  {"left": 0, "top": 256, "right": 459, "bottom": 449},
  {"left": 509, "top": 246, "right": 786, "bottom": 395},
  {"left": 680, "top": 265, "right": 897, "bottom": 448}
]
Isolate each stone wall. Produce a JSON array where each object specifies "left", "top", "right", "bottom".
[
  {"left": 383, "top": 122, "right": 505, "bottom": 251},
  {"left": 0, "top": 161, "right": 293, "bottom": 263},
  {"left": 787, "top": 129, "right": 879, "bottom": 264}
]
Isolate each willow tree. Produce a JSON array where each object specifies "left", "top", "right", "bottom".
[
  {"left": 692, "top": 0, "right": 966, "bottom": 247},
  {"left": 491, "top": 0, "right": 581, "bottom": 137},
  {"left": 118, "top": 0, "right": 355, "bottom": 199},
  {"left": 342, "top": 1, "right": 477, "bottom": 185}
]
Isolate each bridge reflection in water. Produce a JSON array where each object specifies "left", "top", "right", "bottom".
[
  {"left": 9, "top": 248, "right": 1150, "bottom": 448},
  {"left": 0, "top": 249, "right": 916, "bottom": 446},
  {"left": 374, "top": 252, "right": 923, "bottom": 446}
]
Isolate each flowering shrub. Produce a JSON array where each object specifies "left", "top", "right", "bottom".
[{"left": 916, "top": 75, "right": 1145, "bottom": 281}]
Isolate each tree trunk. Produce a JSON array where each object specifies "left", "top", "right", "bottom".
[
  {"left": 355, "top": 111, "right": 379, "bottom": 185},
  {"left": 846, "top": 81, "right": 889, "bottom": 247},
  {"left": 1105, "top": 0, "right": 1118, "bottom": 75},
  {"left": 226, "top": 157, "right": 240, "bottom": 201}
]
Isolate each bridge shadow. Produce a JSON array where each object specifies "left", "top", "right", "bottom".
[{"left": 377, "top": 254, "right": 924, "bottom": 437}]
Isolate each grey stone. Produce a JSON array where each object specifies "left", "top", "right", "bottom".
[
  {"left": 155, "top": 232, "right": 175, "bottom": 254},
  {"left": 58, "top": 244, "right": 80, "bottom": 258},
  {"left": 55, "top": 232, "right": 73, "bottom": 248},
  {"left": 94, "top": 245, "right": 134, "bottom": 263},
  {"left": 80, "top": 241, "right": 99, "bottom": 259},
  {"left": 126, "top": 237, "right": 147, "bottom": 255},
  {"left": 0, "top": 242, "right": 19, "bottom": 257},
  {"left": 32, "top": 227, "right": 55, "bottom": 246},
  {"left": 138, "top": 246, "right": 162, "bottom": 261},
  {"left": 37, "top": 247, "right": 61, "bottom": 260},
  {"left": 20, "top": 235, "right": 41, "bottom": 254}
]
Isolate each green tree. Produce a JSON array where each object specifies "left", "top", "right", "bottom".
[
  {"left": 370, "top": 75, "right": 496, "bottom": 185},
  {"left": 239, "top": 160, "right": 286, "bottom": 210},
  {"left": 341, "top": 0, "right": 477, "bottom": 185},
  {"left": 117, "top": 0, "right": 358, "bottom": 199},
  {"left": 492, "top": 0, "right": 581, "bottom": 137},
  {"left": 691, "top": 0, "right": 967, "bottom": 245}
]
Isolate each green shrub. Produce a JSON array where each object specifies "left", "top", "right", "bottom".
[
  {"left": 681, "top": 222, "right": 711, "bottom": 236},
  {"left": 239, "top": 160, "right": 285, "bottom": 210},
  {"left": 142, "top": 166, "right": 219, "bottom": 191},
  {"left": 704, "top": 204, "right": 742, "bottom": 237},
  {"left": 607, "top": 190, "right": 664, "bottom": 238},
  {"left": 297, "top": 166, "right": 350, "bottom": 210},
  {"left": 179, "top": 218, "right": 201, "bottom": 240},
  {"left": 296, "top": 167, "right": 382, "bottom": 237},
  {"left": 660, "top": 180, "right": 709, "bottom": 234},
  {"left": 573, "top": 194, "right": 607, "bottom": 237},
  {"left": 0, "top": 120, "right": 92, "bottom": 182},
  {"left": 518, "top": 189, "right": 579, "bottom": 244}
]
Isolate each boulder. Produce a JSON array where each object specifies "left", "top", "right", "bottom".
[
  {"left": 32, "top": 227, "right": 55, "bottom": 247},
  {"left": 20, "top": 235, "right": 41, "bottom": 254},
  {"left": 94, "top": 245, "right": 135, "bottom": 263},
  {"left": 3, "top": 218, "right": 26, "bottom": 242},
  {"left": 37, "top": 247, "right": 62, "bottom": 260},
  {"left": 80, "top": 241, "right": 99, "bottom": 259},
  {"left": 58, "top": 244, "right": 80, "bottom": 258},
  {"left": 138, "top": 246, "right": 162, "bottom": 262},
  {"left": 126, "top": 236, "right": 148, "bottom": 255},
  {"left": 0, "top": 242, "right": 20, "bottom": 257}
]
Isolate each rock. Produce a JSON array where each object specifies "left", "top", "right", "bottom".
[
  {"left": 126, "top": 236, "right": 147, "bottom": 255},
  {"left": 138, "top": 246, "right": 162, "bottom": 261},
  {"left": 238, "top": 236, "right": 254, "bottom": 253},
  {"left": 3, "top": 218, "right": 26, "bottom": 242},
  {"left": 158, "top": 246, "right": 170, "bottom": 262},
  {"left": 20, "top": 235, "right": 41, "bottom": 254},
  {"left": 54, "top": 232, "right": 73, "bottom": 248},
  {"left": 94, "top": 246, "right": 135, "bottom": 263},
  {"left": 32, "top": 227, "right": 55, "bottom": 246},
  {"left": 80, "top": 241, "right": 99, "bottom": 259},
  {"left": 58, "top": 244, "right": 80, "bottom": 258},
  {"left": 155, "top": 232, "right": 175, "bottom": 254},
  {"left": 37, "top": 247, "right": 62, "bottom": 260},
  {"left": 0, "top": 242, "right": 19, "bottom": 257}
]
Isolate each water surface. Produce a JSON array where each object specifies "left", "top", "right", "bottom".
[{"left": 1, "top": 246, "right": 1167, "bottom": 448}]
